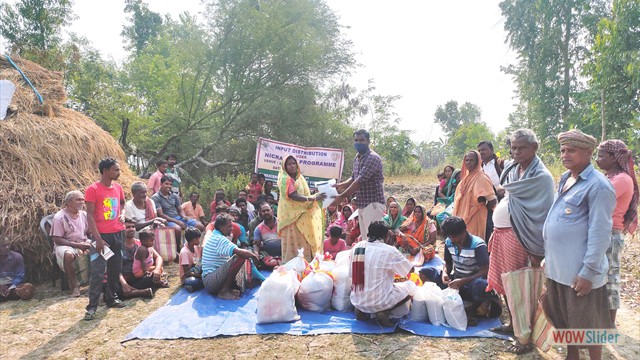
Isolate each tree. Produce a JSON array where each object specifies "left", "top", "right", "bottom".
[
  {"left": 447, "top": 122, "right": 495, "bottom": 159},
  {"left": 64, "top": 35, "right": 145, "bottom": 156},
  {"left": 376, "top": 130, "right": 421, "bottom": 176},
  {"left": 0, "top": 0, "right": 74, "bottom": 68},
  {"left": 344, "top": 79, "right": 421, "bottom": 175},
  {"left": 354, "top": 80, "right": 402, "bottom": 146},
  {"left": 433, "top": 100, "right": 482, "bottom": 135},
  {"left": 318, "top": 81, "right": 369, "bottom": 125},
  {"left": 104, "top": 0, "right": 356, "bottom": 182},
  {"left": 583, "top": 0, "right": 640, "bottom": 148},
  {"left": 415, "top": 139, "right": 446, "bottom": 169},
  {"left": 121, "top": 0, "right": 163, "bottom": 55},
  {"left": 499, "top": 0, "right": 609, "bottom": 146}
]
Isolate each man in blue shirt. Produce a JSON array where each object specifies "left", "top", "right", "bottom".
[
  {"left": 420, "top": 216, "right": 500, "bottom": 323},
  {"left": 201, "top": 214, "right": 258, "bottom": 300},
  {"left": 153, "top": 176, "right": 205, "bottom": 243},
  {"left": 543, "top": 129, "right": 616, "bottom": 360}
]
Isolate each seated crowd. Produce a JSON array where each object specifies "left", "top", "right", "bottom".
[{"left": 2, "top": 128, "right": 635, "bottom": 360}]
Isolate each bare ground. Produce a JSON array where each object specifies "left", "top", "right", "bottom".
[{"left": 2, "top": 179, "right": 639, "bottom": 359}]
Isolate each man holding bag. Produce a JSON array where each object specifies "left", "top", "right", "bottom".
[{"left": 487, "top": 129, "right": 555, "bottom": 354}]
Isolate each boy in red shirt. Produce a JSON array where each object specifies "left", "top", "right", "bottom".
[
  {"left": 84, "top": 158, "right": 126, "bottom": 320},
  {"left": 324, "top": 226, "right": 347, "bottom": 259}
]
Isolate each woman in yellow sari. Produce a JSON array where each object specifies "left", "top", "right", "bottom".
[
  {"left": 452, "top": 150, "right": 497, "bottom": 240},
  {"left": 277, "top": 156, "right": 326, "bottom": 263}
]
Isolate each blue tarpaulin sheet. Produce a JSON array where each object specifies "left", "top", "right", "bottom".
[{"left": 123, "top": 265, "right": 509, "bottom": 342}]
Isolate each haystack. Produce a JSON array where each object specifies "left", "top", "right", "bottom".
[{"left": 0, "top": 55, "right": 140, "bottom": 282}]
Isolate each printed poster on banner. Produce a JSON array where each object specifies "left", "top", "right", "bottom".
[{"left": 255, "top": 137, "right": 344, "bottom": 187}]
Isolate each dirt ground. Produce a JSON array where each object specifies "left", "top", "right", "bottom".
[{"left": 1, "top": 179, "right": 639, "bottom": 359}]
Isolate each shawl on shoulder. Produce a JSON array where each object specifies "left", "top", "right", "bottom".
[
  {"left": 500, "top": 155, "right": 555, "bottom": 257},
  {"left": 383, "top": 213, "right": 407, "bottom": 231}
]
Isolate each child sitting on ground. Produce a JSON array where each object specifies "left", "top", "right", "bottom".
[
  {"left": 180, "top": 227, "right": 203, "bottom": 292},
  {"left": 132, "top": 230, "right": 169, "bottom": 288},
  {"left": 323, "top": 226, "right": 347, "bottom": 259}
]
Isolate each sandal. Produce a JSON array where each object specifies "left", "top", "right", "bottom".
[
  {"left": 84, "top": 309, "right": 96, "bottom": 321},
  {"left": 506, "top": 341, "right": 533, "bottom": 355},
  {"left": 490, "top": 324, "right": 514, "bottom": 334}
]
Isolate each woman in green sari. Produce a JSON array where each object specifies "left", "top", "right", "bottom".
[
  {"left": 436, "top": 168, "right": 461, "bottom": 206},
  {"left": 429, "top": 169, "right": 461, "bottom": 227},
  {"left": 382, "top": 201, "right": 406, "bottom": 232}
]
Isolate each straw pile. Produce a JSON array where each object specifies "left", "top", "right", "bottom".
[
  {"left": 0, "top": 55, "right": 140, "bottom": 282},
  {"left": 0, "top": 55, "right": 66, "bottom": 117}
]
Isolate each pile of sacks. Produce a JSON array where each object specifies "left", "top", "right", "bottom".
[
  {"left": 409, "top": 282, "right": 468, "bottom": 331},
  {"left": 256, "top": 249, "right": 353, "bottom": 324},
  {"left": 256, "top": 248, "right": 468, "bottom": 331}
]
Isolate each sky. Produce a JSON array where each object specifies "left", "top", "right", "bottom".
[{"left": 2, "top": 0, "right": 518, "bottom": 143}]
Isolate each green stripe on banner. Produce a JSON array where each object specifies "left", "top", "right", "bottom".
[{"left": 257, "top": 168, "right": 334, "bottom": 187}]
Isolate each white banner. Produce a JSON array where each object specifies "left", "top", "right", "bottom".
[{"left": 254, "top": 137, "right": 344, "bottom": 185}]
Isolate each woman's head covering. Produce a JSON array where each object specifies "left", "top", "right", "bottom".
[
  {"left": 402, "top": 197, "right": 416, "bottom": 217},
  {"left": 411, "top": 204, "right": 427, "bottom": 225},
  {"left": 398, "top": 204, "right": 430, "bottom": 246},
  {"left": 383, "top": 201, "right": 406, "bottom": 230},
  {"left": 281, "top": 155, "right": 299, "bottom": 177},
  {"left": 460, "top": 150, "right": 482, "bottom": 181},
  {"left": 453, "top": 150, "right": 496, "bottom": 236},
  {"left": 443, "top": 168, "right": 460, "bottom": 196},
  {"left": 598, "top": 140, "right": 638, "bottom": 233},
  {"left": 340, "top": 205, "right": 353, "bottom": 221}
]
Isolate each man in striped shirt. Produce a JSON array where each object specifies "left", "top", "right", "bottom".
[
  {"left": 441, "top": 216, "right": 495, "bottom": 320},
  {"left": 201, "top": 214, "right": 257, "bottom": 300},
  {"left": 350, "top": 221, "right": 415, "bottom": 327}
]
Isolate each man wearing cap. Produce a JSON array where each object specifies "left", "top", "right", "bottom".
[
  {"left": 543, "top": 129, "right": 615, "bottom": 360},
  {"left": 596, "top": 139, "right": 638, "bottom": 327}
]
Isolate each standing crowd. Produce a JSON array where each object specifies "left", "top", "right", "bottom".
[{"left": 0, "top": 128, "right": 636, "bottom": 359}]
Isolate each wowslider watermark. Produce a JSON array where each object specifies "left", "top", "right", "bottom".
[{"left": 552, "top": 329, "right": 625, "bottom": 345}]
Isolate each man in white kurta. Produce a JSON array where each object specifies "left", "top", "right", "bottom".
[{"left": 349, "top": 221, "right": 416, "bottom": 325}]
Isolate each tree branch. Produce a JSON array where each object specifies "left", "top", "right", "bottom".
[
  {"left": 196, "top": 157, "right": 238, "bottom": 168},
  {"left": 175, "top": 166, "right": 199, "bottom": 187}
]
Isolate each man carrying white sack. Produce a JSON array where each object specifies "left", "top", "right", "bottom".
[{"left": 350, "top": 221, "right": 416, "bottom": 327}]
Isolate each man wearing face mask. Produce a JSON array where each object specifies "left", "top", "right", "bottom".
[{"left": 334, "top": 129, "right": 385, "bottom": 241}]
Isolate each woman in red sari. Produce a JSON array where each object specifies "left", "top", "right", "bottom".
[
  {"left": 342, "top": 205, "right": 360, "bottom": 246},
  {"left": 395, "top": 205, "right": 436, "bottom": 265}
]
